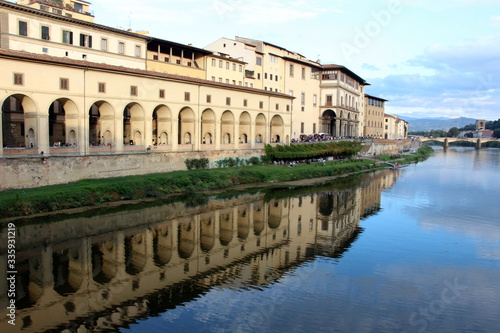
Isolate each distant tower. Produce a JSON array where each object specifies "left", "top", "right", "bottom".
[{"left": 476, "top": 120, "right": 486, "bottom": 131}]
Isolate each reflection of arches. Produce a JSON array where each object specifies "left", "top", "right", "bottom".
[
  {"left": 201, "top": 109, "right": 215, "bottom": 144},
  {"left": 92, "top": 242, "right": 117, "bottom": 285},
  {"left": 153, "top": 226, "right": 172, "bottom": 266},
  {"left": 124, "top": 234, "right": 147, "bottom": 275},
  {"left": 178, "top": 222, "right": 195, "bottom": 259},
  {"left": 53, "top": 249, "right": 83, "bottom": 295},
  {"left": 255, "top": 113, "right": 266, "bottom": 143},
  {"left": 238, "top": 207, "right": 250, "bottom": 240},
  {"left": 319, "top": 193, "right": 335, "bottom": 217},
  {"left": 253, "top": 204, "right": 265, "bottom": 236},
  {"left": 271, "top": 115, "right": 284, "bottom": 143},
  {"left": 2, "top": 94, "right": 36, "bottom": 148},
  {"left": 200, "top": 215, "right": 215, "bottom": 252},
  {"left": 221, "top": 111, "right": 234, "bottom": 144},
  {"left": 178, "top": 107, "right": 195, "bottom": 145},
  {"left": 268, "top": 201, "right": 282, "bottom": 229},
  {"left": 153, "top": 105, "right": 171, "bottom": 145},
  {"left": 321, "top": 110, "right": 337, "bottom": 136},
  {"left": 220, "top": 211, "right": 234, "bottom": 246}
]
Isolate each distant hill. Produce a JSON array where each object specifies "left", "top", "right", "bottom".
[{"left": 397, "top": 116, "right": 477, "bottom": 132}]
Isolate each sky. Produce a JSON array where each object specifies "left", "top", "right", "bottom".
[{"left": 74, "top": 1, "right": 500, "bottom": 120}]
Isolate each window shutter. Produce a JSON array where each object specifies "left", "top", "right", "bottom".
[
  {"left": 88, "top": 36, "right": 93, "bottom": 48},
  {"left": 69, "top": 31, "right": 73, "bottom": 44}
]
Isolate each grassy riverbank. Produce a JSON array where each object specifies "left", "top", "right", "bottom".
[{"left": 0, "top": 146, "right": 433, "bottom": 218}]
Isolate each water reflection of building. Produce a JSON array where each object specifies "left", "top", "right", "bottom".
[{"left": 0, "top": 170, "right": 399, "bottom": 332}]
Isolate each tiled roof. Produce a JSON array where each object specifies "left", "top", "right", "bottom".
[{"left": 0, "top": 48, "right": 294, "bottom": 99}]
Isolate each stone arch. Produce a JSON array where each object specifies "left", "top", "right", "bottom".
[
  {"left": 221, "top": 111, "right": 235, "bottom": 144},
  {"left": 2, "top": 94, "right": 37, "bottom": 148},
  {"left": 123, "top": 103, "right": 145, "bottom": 145},
  {"left": 178, "top": 107, "right": 195, "bottom": 145},
  {"left": 89, "top": 101, "right": 114, "bottom": 146},
  {"left": 49, "top": 98, "right": 79, "bottom": 147},
  {"left": 239, "top": 112, "right": 251, "bottom": 144},
  {"left": 270, "top": 115, "right": 284, "bottom": 143},
  {"left": 255, "top": 113, "right": 267, "bottom": 143},
  {"left": 201, "top": 109, "right": 215, "bottom": 144},
  {"left": 321, "top": 110, "right": 337, "bottom": 136},
  {"left": 152, "top": 105, "right": 172, "bottom": 145}
]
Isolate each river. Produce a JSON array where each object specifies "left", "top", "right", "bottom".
[{"left": 0, "top": 147, "right": 499, "bottom": 333}]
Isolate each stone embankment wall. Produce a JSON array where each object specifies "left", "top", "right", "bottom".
[{"left": 0, "top": 140, "right": 412, "bottom": 190}]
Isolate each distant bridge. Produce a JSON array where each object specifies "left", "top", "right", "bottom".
[{"left": 423, "top": 137, "right": 499, "bottom": 149}]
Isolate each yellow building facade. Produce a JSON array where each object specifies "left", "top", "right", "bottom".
[{"left": 364, "top": 94, "right": 386, "bottom": 138}]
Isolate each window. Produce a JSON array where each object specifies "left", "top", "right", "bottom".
[
  {"left": 265, "top": 73, "right": 268, "bottom": 80},
  {"left": 301, "top": 67, "right": 306, "bottom": 79},
  {"left": 185, "top": 92, "right": 190, "bottom": 101},
  {"left": 313, "top": 94, "right": 317, "bottom": 106},
  {"left": 326, "top": 95, "right": 333, "bottom": 106},
  {"left": 239, "top": 65, "right": 243, "bottom": 72},
  {"left": 269, "top": 55, "right": 278, "bottom": 63},
  {"left": 135, "top": 45, "right": 141, "bottom": 57},
  {"left": 256, "top": 57, "right": 262, "bottom": 65},
  {"left": 211, "top": 59, "right": 216, "bottom": 66},
  {"left": 270, "top": 74, "right": 273, "bottom": 80},
  {"left": 301, "top": 123, "right": 305, "bottom": 133},
  {"left": 301, "top": 92, "right": 305, "bottom": 104},
  {"left": 60, "top": 78, "right": 69, "bottom": 90},
  {"left": 219, "top": 77, "right": 222, "bottom": 82},
  {"left": 226, "top": 62, "right": 230, "bottom": 69},
  {"left": 275, "top": 103, "right": 279, "bottom": 111},
  {"left": 289, "top": 90, "right": 294, "bottom": 96},
  {"left": 243, "top": 99, "right": 248, "bottom": 107},
  {"left": 153, "top": 55, "right": 158, "bottom": 60},
  {"left": 118, "top": 42, "right": 125, "bottom": 54},
  {"left": 13, "top": 73, "right": 23, "bottom": 85},
  {"left": 259, "top": 101, "right": 264, "bottom": 109},
  {"left": 130, "top": 86, "right": 138, "bottom": 96},
  {"left": 159, "top": 89, "right": 165, "bottom": 98},
  {"left": 79, "top": 34, "right": 92, "bottom": 48},
  {"left": 257, "top": 73, "right": 261, "bottom": 80},
  {"left": 206, "top": 95, "right": 212, "bottom": 103},
  {"left": 276, "top": 75, "right": 278, "bottom": 82},
  {"left": 98, "top": 82, "right": 106, "bottom": 93},
  {"left": 62, "top": 30, "right": 73, "bottom": 44},
  {"left": 101, "top": 38, "right": 108, "bottom": 51},
  {"left": 226, "top": 97, "right": 231, "bottom": 106},
  {"left": 219, "top": 60, "right": 223, "bottom": 68},
  {"left": 290, "top": 64, "right": 294, "bottom": 77},
  {"left": 313, "top": 123, "right": 316, "bottom": 133},
  {"left": 225, "top": 79, "right": 229, "bottom": 84},
  {"left": 286, "top": 105, "right": 290, "bottom": 112},
  {"left": 41, "top": 26, "right": 50, "bottom": 40},
  {"left": 18, "top": 21, "right": 27, "bottom": 36},
  {"left": 211, "top": 76, "right": 215, "bottom": 81},
  {"left": 232, "top": 63, "right": 236, "bottom": 71},
  {"left": 74, "top": 3, "right": 83, "bottom": 12}
]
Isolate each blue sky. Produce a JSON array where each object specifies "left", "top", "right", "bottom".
[{"left": 73, "top": 1, "right": 500, "bottom": 120}]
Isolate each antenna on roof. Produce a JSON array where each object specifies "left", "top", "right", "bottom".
[{"left": 316, "top": 54, "right": 321, "bottom": 64}]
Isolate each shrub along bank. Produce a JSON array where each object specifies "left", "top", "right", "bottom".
[{"left": 0, "top": 146, "right": 433, "bottom": 218}]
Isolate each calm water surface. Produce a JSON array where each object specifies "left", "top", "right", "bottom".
[{"left": 1, "top": 147, "right": 499, "bottom": 333}]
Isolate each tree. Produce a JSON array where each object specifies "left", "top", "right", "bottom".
[
  {"left": 493, "top": 129, "right": 500, "bottom": 139},
  {"left": 465, "top": 132, "right": 474, "bottom": 138},
  {"left": 448, "top": 127, "right": 459, "bottom": 137}
]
